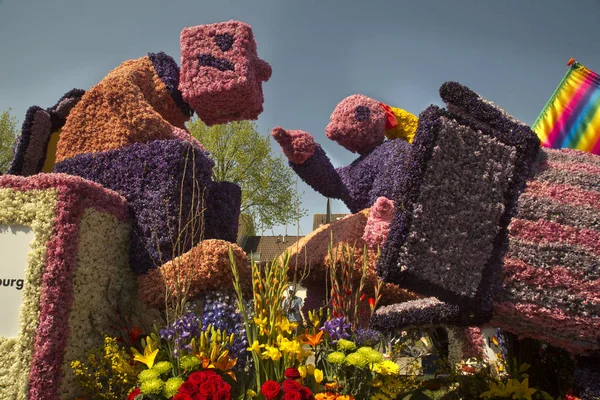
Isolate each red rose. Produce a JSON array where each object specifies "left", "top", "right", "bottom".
[
  {"left": 284, "top": 367, "right": 301, "bottom": 380},
  {"left": 282, "top": 379, "right": 302, "bottom": 392},
  {"left": 261, "top": 380, "right": 281, "bottom": 400},
  {"left": 299, "top": 386, "right": 314, "bottom": 400},
  {"left": 217, "top": 380, "right": 231, "bottom": 392},
  {"left": 193, "top": 395, "right": 208, "bottom": 400},
  {"left": 198, "top": 381, "right": 219, "bottom": 397},
  {"left": 127, "top": 387, "right": 141, "bottom": 400},
  {"left": 189, "top": 370, "right": 218, "bottom": 385},
  {"left": 282, "top": 390, "right": 302, "bottom": 400},
  {"left": 179, "top": 381, "right": 199, "bottom": 394},
  {"left": 214, "top": 388, "right": 232, "bottom": 400},
  {"left": 173, "top": 394, "right": 194, "bottom": 400}
]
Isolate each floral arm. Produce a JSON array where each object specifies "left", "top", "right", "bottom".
[{"left": 272, "top": 127, "right": 349, "bottom": 201}]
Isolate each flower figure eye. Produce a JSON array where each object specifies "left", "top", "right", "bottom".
[
  {"left": 354, "top": 105, "right": 371, "bottom": 121},
  {"left": 214, "top": 33, "right": 234, "bottom": 52}
]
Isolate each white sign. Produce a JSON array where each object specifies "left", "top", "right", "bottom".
[{"left": 0, "top": 225, "right": 35, "bottom": 338}]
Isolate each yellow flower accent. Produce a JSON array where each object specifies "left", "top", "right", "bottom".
[
  {"left": 373, "top": 360, "right": 400, "bottom": 376},
  {"left": 308, "top": 310, "right": 321, "bottom": 329},
  {"left": 131, "top": 336, "right": 159, "bottom": 369},
  {"left": 314, "top": 368, "right": 323, "bottom": 383},
  {"left": 337, "top": 396, "right": 355, "bottom": 400},
  {"left": 246, "top": 389, "right": 258, "bottom": 397},
  {"left": 510, "top": 378, "right": 536, "bottom": 400},
  {"left": 247, "top": 340, "right": 264, "bottom": 354},
  {"left": 384, "top": 106, "right": 418, "bottom": 143},
  {"left": 254, "top": 316, "right": 269, "bottom": 335},
  {"left": 276, "top": 317, "right": 297, "bottom": 335},
  {"left": 307, "top": 363, "right": 315, "bottom": 376},
  {"left": 480, "top": 381, "right": 512, "bottom": 398},
  {"left": 261, "top": 345, "right": 282, "bottom": 361},
  {"left": 491, "top": 336, "right": 499, "bottom": 347},
  {"left": 298, "top": 365, "right": 307, "bottom": 379}
]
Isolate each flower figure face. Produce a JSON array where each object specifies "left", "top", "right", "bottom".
[
  {"left": 179, "top": 20, "right": 272, "bottom": 126},
  {"left": 325, "top": 94, "right": 386, "bottom": 155}
]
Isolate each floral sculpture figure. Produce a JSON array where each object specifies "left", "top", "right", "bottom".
[
  {"left": 272, "top": 94, "right": 418, "bottom": 214},
  {"left": 10, "top": 21, "right": 271, "bottom": 281},
  {"left": 371, "top": 82, "right": 600, "bottom": 400}
]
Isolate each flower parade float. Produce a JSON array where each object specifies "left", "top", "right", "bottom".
[{"left": 2, "top": 14, "right": 600, "bottom": 399}]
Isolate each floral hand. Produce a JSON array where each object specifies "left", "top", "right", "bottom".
[{"left": 271, "top": 127, "right": 316, "bottom": 164}]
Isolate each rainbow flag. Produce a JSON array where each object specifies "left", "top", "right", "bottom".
[{"left": 533, "top": 60, "right": 600, "bottom": 154}]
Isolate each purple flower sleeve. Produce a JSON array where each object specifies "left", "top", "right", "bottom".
[{"left": 289, "top": 144, "right": 350, "bottom": 201}]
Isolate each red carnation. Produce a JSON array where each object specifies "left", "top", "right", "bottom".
[{"left": 261, "top": 380, "right": 281, "bottom": 400}]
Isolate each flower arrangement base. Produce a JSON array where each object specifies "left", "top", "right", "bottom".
[{"left": 0, "top": 173, "right": 135, "bottom": 400}]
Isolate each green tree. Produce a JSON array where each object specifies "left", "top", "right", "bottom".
[
  {"left": 187, "top": 118, "right": 305, "bottom": 235},
  {"left": 0, "top": 108, "right": 18, "bottom": 174}
]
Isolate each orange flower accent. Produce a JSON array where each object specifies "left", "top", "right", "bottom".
[
  {"left": 303, "top": 330, "right": 324, "bottom": 347},
  {"left": 315, "top": 392, "right": 337, "bottom": 400}
]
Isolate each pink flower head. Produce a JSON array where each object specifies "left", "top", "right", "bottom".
[
  {"left": 325, "top": 94, "right": 386, "bottom": 155},
  {"left": 179, "top": 20, "right": 272, "bottom": 126}
]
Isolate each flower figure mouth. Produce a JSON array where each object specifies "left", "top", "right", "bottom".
[{"left": 198, "top": 53, "right": 235, "bottom": 72}]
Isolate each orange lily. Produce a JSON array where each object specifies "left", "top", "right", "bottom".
[{"left": 303, "top": 330, "right": 324, "bottom": 347}]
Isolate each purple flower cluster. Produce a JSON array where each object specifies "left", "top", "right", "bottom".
[
  {"left": 195, "top": 291, "right": 249, "bottom": 369},
  {"left": 370, "top": 298, "right": 460, "bottom": 332},
  {"left": 160, "top": 312, "right": 202, "bottom": 358},
  {"left": 354, "top": 327, "right": 382, "bottom": 348},
  {"left": 148, "top": 52, "right": 192, "bottom": 118},
  {"left": 321, "top": 316, "right": 351, "bottom": 343},
  {"left": 55, "top": 139, "right": 241, "bottom": 274}
]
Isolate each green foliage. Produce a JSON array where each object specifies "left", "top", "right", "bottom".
[
  {"left": 187, "top": 117, "right": 305, "bottom": 233},
  {"left": 0, "top": 108, "right": 18, "bottom": 173},
  {"left": 499, "top": 332, "right": 574, "bottom": 398}
]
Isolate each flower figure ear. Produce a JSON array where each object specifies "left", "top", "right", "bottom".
[{"left": 379, "top": 103, "right": 398, "bottom": 130}]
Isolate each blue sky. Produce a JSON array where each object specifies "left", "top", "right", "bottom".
[{"left": 1, "top": 0, "right": 599, "bottom": 236}]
